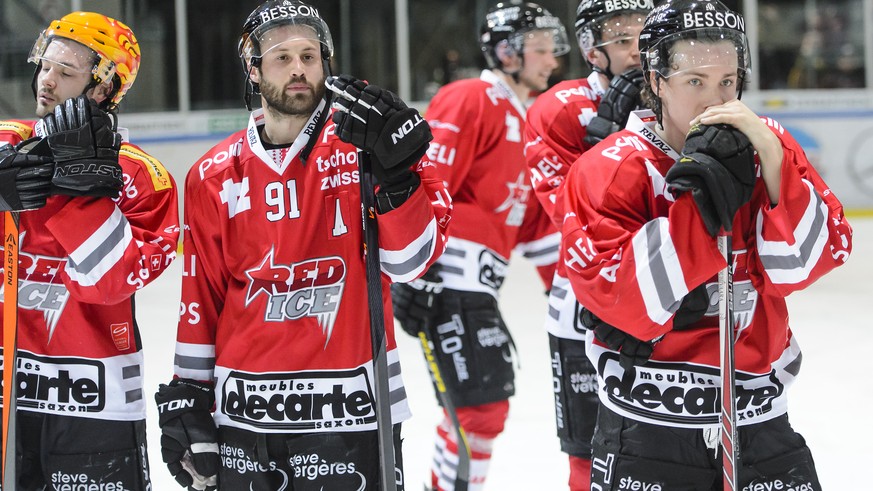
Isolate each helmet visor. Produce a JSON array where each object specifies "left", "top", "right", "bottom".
[
  {"left": 589, "top": 13, "right": 647, "bottom": 50},
  {"left": 511, "top": 22, "right": 571, "bottom": 58},
  {"left": 28, "top": 34, "right": 97, "bottom": 75},
  {"left": 241, "top": 15, "right": 333, "bottom": 67},
  {"left": 645, "top": 28, "right": 750, "bottom": 79}
]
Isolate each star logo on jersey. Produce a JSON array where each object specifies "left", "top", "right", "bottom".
[
  {"left": 245, "top": 250, "right": 347, "bottom": 347},
  {"left": 494, "top": 171, "right": 531, "bottom": 226},
  {"left": 219, "top": 177, "right": 251, "bottom": 218}
]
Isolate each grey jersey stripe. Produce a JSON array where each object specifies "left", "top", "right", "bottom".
[
  {"left": 125, "top": 388, "right": 143, "bottom": 404},
  {"left": 122, "top": 364, "right": 141, "bottom": 379},
  {"left": 759, "top": 192, "right": 826, "bottom": 271},
  {"left": 383, "top": 237, "right": 434, "bottom": 277},
  {"left": 522, "top": 243, "right": 559, "bottom": 259},
  {"left": 644, "top": 221, "right": 682, "bottom": 314},
  {"left": 175, "top": 353, "right": 215, "bottom": 370},
  {"left": 67, "top": 215, "right": 129, "bottom": 275}
]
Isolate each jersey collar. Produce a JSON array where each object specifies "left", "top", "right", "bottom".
[{"left": 245, "top": 99, "right": 326, "bottom": 175}]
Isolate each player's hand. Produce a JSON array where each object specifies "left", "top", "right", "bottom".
[
  {"left": 582, "top": 308, "right": 655, "bottom": 371},
  {"left": 0, "top": 140, "right": 54, "bottom": 211},
  {"left": 672, "top": 283, "right": 711, "bottom": 330},
  {"left": 391, "top": 266, "right": 443, "bottom": 337},
  {"left": 155, "top": 379, "right": 219, "bottom": 491},
  {"left": 665, "top": 123, "right": 756, "bottom": 236},
  {"left": 41, "top": 95, "right": 123, "bottom": 198},
  {"left": 326, "top": 75, "right": 432, "bottom": 184},
  {"left": 583, "top": 67, "right": 645, "bottom": 146}
]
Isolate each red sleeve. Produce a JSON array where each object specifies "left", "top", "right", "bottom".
[
  {"left": 45, "top": 143, "right": 180, "bottom": 305},
  {"left": 514, "top": 195, "right": 559, "bottom": 291},
  {"left": 525, "top": 84, "right": 599, "bottom": 228},
  {"left": 747, "top": 121, "right": 852, "bottom": 295},
  {"left": 173, "top": 159, "right": 226, "bottom": 382},
  {"left": 559, "top": 140, "right": 723, "bottom": 342},
  {"left": 376, "top": 158, "right": 452, "bottom": 283},
  {"left": 424, "top": 81, "right": 487, "bottom": 196}
]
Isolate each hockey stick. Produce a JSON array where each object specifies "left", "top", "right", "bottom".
[
  {"left": 2, "top": 211, "right": 19, "bottom": 488},
  {"left": 358, "top": 152, "right": 398, "bottom": 491},
  {"left": 417, "top": 308, "right": 470, "bottom": 491},
  {"left": 717, "top": 231, "right": 738, "bottom": 491}
]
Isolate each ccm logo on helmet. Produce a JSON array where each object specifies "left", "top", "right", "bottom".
[
  {"left": 682, "top": 11, "right": 745, "bottom": 31},
  {"left": 605, "top": 0, "right": 654, "bottom": 13},
  {"left": 259, "top": 4, "right": 321, "bottom": 24}
]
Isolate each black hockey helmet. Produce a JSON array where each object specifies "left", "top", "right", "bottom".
[
  {"left": 238, "top": 0, "right": 334, "bottom": 109},
  {"left": 575, "top": 0, "right": 653, "bottom": 78},
  {"left": 639, "top": 0, "right": 750, "bottom": 126},
  {"left": 639, "top": 0, "right": 750, "bottom": 85},
  {"left": 575, "top": 0, "right": 654, "bottom": 56},
  {"left": 479, "top": 2, "right": 570, "bottom": 70}
]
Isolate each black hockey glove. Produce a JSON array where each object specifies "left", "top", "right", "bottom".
[
  {"left": 665, "top": 123, "right": 756, "bottom": 237},
  {"left": 326, "top": 74, "right": 432, "bottom": 184},
  {"left": 391, "top": 265, "right": 443, "bottom": 337},
  {"left": 155, "top": 379, "right": 219, "bottom": 491},
  {"left": 582, "top": 308, "right": 655, "bottom": 371},
  {"left": 376, "top": 172, "right": 421, "bottom": 213},
  {"left": 41, "top": 95, "right": 123, "bottom": 198},
  {"left": 0, "top": 140, "right": 54, "bottom": 212},
  {"left": 583, "top": 68, "right": 645, "bottom": 146},
  {"left": 672, "top": 283, "right": 711, "bottom": 331}
]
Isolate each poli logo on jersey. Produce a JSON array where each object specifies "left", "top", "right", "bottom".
[{"left": 245, "top": 249, "right": 346, "bottom": 346}]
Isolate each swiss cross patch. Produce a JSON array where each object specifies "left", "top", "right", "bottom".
[
  {"left": 150, "top": 254, "right": 162, "bottom": 271},
  {"left": 219, "top": 177, "right": 251, "bottom": 218}
]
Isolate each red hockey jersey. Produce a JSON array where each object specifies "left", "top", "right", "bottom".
[
  {"left": 174, "top": 108, "right": 451, "bottom": 433},
  {"left": 560, "top": 110, "right": 852, "bottom": 428},
  {"left": 425, "top": 70, "right": 558, "bottom": 294},
  {"left": 525, "top": 72, "right": 605, "bottom": 229},
  {"left": 525, "top": 73, "right": 606, "bottom": 341},
  {"left": 0, "top": 119, "right": 180, "bottom": 421}
]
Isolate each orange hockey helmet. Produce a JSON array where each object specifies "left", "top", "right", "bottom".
[{"left": 29, "top": 12, "right": 141, "bottom": 110}]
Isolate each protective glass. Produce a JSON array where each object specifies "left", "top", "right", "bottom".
[
  {"left": 28, "top": 35, "right": 103, "bottom": 77},
  {"left": 241, "top": 15, "right": 333, "bottom": 66},
  {"left": 645, "top": 28, "right": 751, "bottom": 79},
  {"left": 590, "top": 13, "right": 647, "bottom": 49},
  {"left": 510, "top": 20, "right": 571, "bottom": 58}
]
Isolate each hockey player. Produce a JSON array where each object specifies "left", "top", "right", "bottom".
[
  {"left": 153, "top": 1, "right": 450, "bottom": 490},
  {"left": 559, "top": 0, "right": 852, "bottom": 488},
  {"left": 390, "top": 3, "right": 567, "bottom": 490},
  {"left": 0, "top": 12, "right": 179, "bottom": 489},
  {"left": 523, "top": 1, "right": 653, "bottom": 489}
]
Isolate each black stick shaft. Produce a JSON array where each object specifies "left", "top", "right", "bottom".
[{"left": 358, "top": 152, "right": 397, "bottom": 491}]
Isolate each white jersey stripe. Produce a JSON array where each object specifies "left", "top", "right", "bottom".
[
  {"left": 65, "top": 207, "right": 133, "bottom": 286},
  {"left": 757, "top": 180, "right": 829, "bottom": 284},
  {"left": 380, "top": 217, "right": 438, "bottom": 282},
  {"left": 516, "top": 230, "right": 560, "bottom": 266}
]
